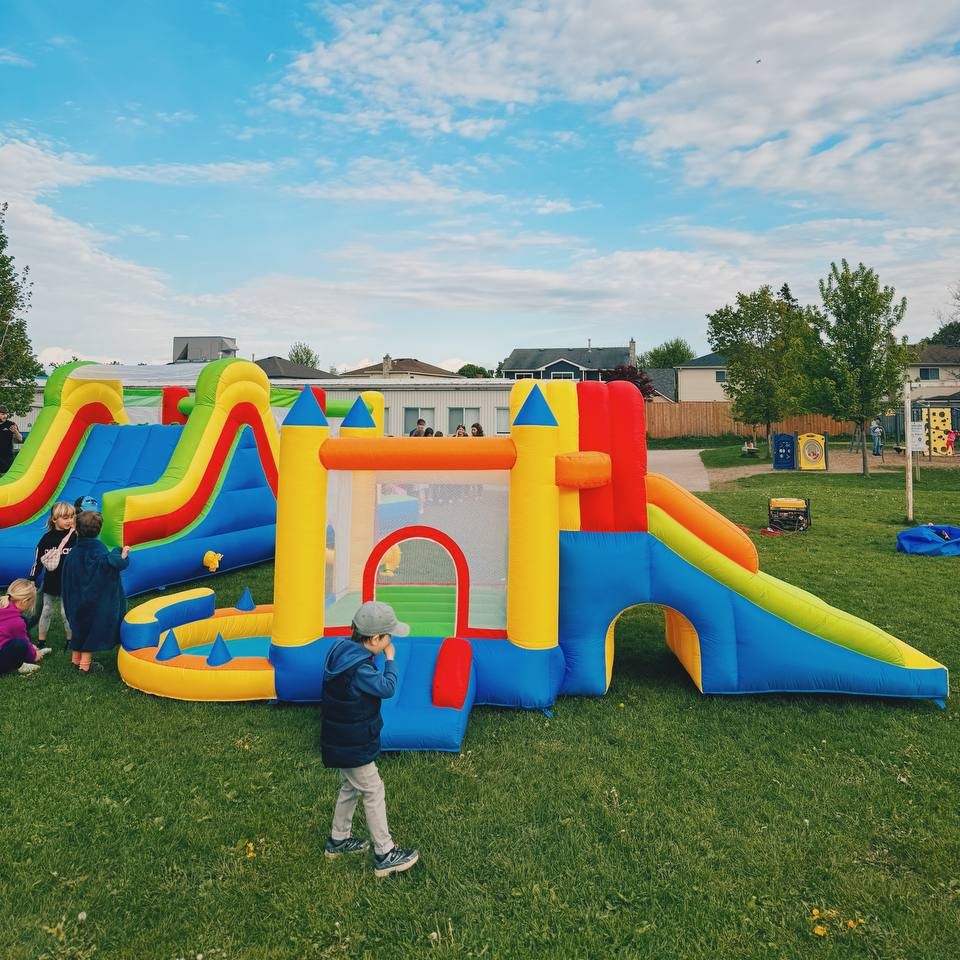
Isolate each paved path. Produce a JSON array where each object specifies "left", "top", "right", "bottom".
[{"left": 647, "top": 449, "right": 711, "bottom": 493}]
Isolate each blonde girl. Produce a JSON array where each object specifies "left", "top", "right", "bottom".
[
  {"left": 29, "top": 501, "right": 77, "bottom": 646},
  {"left": 0, "top": 579, "right": 48, "bottom": 675}
]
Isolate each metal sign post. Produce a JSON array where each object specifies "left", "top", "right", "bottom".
[{"left": 904, "top": 381, "right": 913, "bottom": 522}]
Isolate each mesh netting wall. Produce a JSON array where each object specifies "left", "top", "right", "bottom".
[{"left": 323, "top": 469, "right": 509, "bottom": 634}]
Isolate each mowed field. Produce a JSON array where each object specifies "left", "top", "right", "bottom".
[{"left": 1, "top": 467, "right": 958, "bottom": 960}]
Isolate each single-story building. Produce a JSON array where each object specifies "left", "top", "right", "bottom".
[
  {"left": 341, "top": 355, "right": 459, "bottom": 380},
  {"left": 502, "top": 340, "right": 637, "bottom": 382},
  {"left": 255, "top": 356, "right": 340, "bottom": 380}
]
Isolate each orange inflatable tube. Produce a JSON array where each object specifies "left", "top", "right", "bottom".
[
  {"left": 646, "top": 472, "right": 758, "bottom": 574},
  {"left": 320, "top": 436, "right": 517, "bottom": 472}
]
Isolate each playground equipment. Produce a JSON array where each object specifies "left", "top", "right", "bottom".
[
  {"left": 0, "top": 359, "right": 279, "bottom": 594},
  {"left": 119, "top": 381, "right": 948, "bottom": 748}
]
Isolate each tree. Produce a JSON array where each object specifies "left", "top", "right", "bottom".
[
  {"left": 707, "top": 284, "right": 817, "bottom": 454},
  {"left": 637, "top": 337, "right": 696, "bottom": 369},
  {"left": 810, "top": 260, "right": 910, "bottom": 476},
  {"left": 602, "top": 364, "right": 655, "bottom": 399},
  {"left": 288, "top": 341, "right": 320, "bottom": 368},
  {"left": 928, "top": 287, "right": 960, "bottom": 346},
  {"left": 0, "top": 203, "right": 43, "bottom": 415},
  {"left": 457, "top": 363, "right": 493, "bottom": 378}
]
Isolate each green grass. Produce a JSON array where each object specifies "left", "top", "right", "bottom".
[
  {"left": 648, "top": 433, "right": 750, "bottom": 450},
  {"left": 2, "top": 471, "right": 959, "bottom": 959},
  {"left": 700, "top": 443, "right": 770, "bottom": 467}
]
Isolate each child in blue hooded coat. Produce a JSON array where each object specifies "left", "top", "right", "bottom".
[
  {"left": 321, "top": 600, "right": 420, "bottom": 878},
  {"left": 61, "top": 510, "right": 129, "bottom": 674}
]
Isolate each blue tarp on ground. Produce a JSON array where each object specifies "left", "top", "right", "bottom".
[{"left": 896, "top": 525, "right": 960, "bottom": 556}]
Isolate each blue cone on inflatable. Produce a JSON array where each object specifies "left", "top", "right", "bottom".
[
  {"left": 236, "top": 587, "right": 256, "bottom": 611},
  {"left": 206, "top": 633, "right": 233, "bottom": 667},
  {"left": 156, "top": 630, "right": 182, "bottom": 661}
]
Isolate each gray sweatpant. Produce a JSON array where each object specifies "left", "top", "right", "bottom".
[
  {"left": 331, "top": 762, "right": 394, "bottom": 855},
  {"left": 39, "top": 593, "right": 71, "bottom": 641}
]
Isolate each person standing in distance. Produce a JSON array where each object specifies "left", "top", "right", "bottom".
[{"left": 0, "top": 406, "right": 23, "bottom": 475}]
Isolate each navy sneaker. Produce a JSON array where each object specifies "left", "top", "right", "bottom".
[
  {"left": 324, "top": 836, "right": 370, "bottom": 859},
  {"left": 373, "top": 846, "right": 419, "bottom": 878}
]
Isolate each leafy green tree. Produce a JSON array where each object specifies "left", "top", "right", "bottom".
[
  {"left": 707, "top": 284, "right": 817, "bottom": 454},
  {"left": 0, "top": 203, "right": 43, "bottom": 415},
  {"left": 602, "top": 364, "right": 655, "bottom": 399},
  {"left": 457, "top": 363, "right": 493, "bottom": 378},
  {"left": 288, "top": 341, "right": 320, "bottom": 368},
  {"left": 637, "top": 337, "right": 696, "bottom": 369},
  {"left": 928, "top": 287, "right": 960, "bottom": 346},
  {"left": 810, "top": 260, "right": 910, "bottom": 476}
]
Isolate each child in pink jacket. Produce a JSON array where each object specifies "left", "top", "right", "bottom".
[{"left": 0, "top": 579, "right": 51, "bottom": 675}]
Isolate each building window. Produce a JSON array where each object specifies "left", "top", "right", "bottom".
[
  {"left": 448, "top": 406, "right": 480, "bottom": 436},
  {"left": 715, "top": 370, "right": 728, "bottom": 382},
  {"left": 495, "top": 407, "right": 510, "bottom": 435},
  {"left": 919, "top": 367, "right": 940, "bottom": 380},
  {"left": 550, "top": 371, "right": 575, "bottom": 379},
  {"left": 403, "top": 407, "right": 434, "bottom": 434},
  {"left": 514, "top": 373, "right": 533, "bottom": 379}
]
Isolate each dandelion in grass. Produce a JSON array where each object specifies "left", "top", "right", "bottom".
[
  {"left": 77, "top": 911, "right": 87, "bottom": 922},
  {"left": 245, "top": 841, "right": 256, "bottom": 858},
  {"left": 813, "top": 924, "right": 827, "bottom": 937},
  {"left": 811, "top": 908, "right": 820, "bottom": 918},
  {"left": 847, "top": 919, "right": 857, "bottom": 928}
]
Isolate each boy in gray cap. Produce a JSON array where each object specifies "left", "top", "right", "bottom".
[{"left": 321, "top": 600, "right": 420, "bottom": 877}]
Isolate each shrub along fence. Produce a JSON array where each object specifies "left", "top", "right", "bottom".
[{"left": 645, "top": 402, "right": 853, "bottom": 439}]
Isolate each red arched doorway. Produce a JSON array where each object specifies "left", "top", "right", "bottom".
[{"left": 362, "top": 525, "right": 470, "bottom": 637}]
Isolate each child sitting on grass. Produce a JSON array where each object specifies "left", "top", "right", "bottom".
[
  {"left": 0, "top": 579, "right": 50, "bottom": 675},
  {"left": 321, "top": 600, "right": 419, "bottom": 878},
  {"left": 29, "top": 501, "right": 78, "bottom": 650},
  {"left": 61, "top": 510, "right": 130, "bottom": 674}
]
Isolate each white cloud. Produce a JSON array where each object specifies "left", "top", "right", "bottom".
[
  {"left": 289, "top": 157, "right": 504, "bottom": 206},
  {"left": 276, "top": 1, "right": 960, "bottom": 217},
  {"left": 0, "top": 139, "right": 274, "bottom": 197},
  {"left": 0, "top": 48, "right": 32, "bottom": 67}
]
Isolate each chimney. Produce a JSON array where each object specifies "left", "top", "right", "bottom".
[
  {"left": 587, "top": 337, "right": 592, "bottom": 349},
  {"left": 628, "top": 337, "right": 636, "bottom": 366},
  {"left": 382, "top": 354, "right": 392, "bottom": 375}
]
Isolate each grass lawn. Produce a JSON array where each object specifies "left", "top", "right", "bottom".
[{"left": 2, "top": 470, "right": 958, "bottom": 959}]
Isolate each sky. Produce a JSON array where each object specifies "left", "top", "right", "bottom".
[{"left": 1, "top": 1, "right": 959, "bottom": 373}]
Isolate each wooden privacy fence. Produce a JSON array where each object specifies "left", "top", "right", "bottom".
[{"left": 645, "top": 402, "right": 854, "bottom": 439}]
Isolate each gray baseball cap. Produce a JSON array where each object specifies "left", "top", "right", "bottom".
[{"left": 352, "top": 600, "right": 410, "bottom": 638}]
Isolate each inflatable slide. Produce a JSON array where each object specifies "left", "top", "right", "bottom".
[
  {"left": 0, "top": 359, "right": 278, "bottom": 595},
  {"left": 119, "top": 381, "right": 948, "bottom": 748}
]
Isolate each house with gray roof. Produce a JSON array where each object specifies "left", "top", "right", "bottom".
[
  {"left": 502, "top": 339, "right": 678, "bottom": 400},
  {"left": 502, "top": 340, "right": 637, "bottom": 382}
]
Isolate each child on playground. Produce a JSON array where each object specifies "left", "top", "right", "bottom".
[
  {"left": 0, "top": 579, "right": 50, "bottom": 675},
  {"left": 61, "top": 510, "right": 130, "bottom": 674},
  {"left": 29, "top": 501, "right": 78, "bottom": 649},
  {"left": 320, "top": 600, "right": 419, "bottom": 878}
]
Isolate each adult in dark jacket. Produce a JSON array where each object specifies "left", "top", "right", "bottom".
[
  {"left": 61, "top": 511, "right": 129, "bottom": 673},
  {"left": 320, "top": 600, "right": 419, "bottom": 877}
]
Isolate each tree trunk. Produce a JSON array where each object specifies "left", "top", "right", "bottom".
[
  {"left": 861, "top": 418, "right": 870, "bottom": 476},
  {"left": 765, "top": 422, "right": 772, "bottom": 459}
]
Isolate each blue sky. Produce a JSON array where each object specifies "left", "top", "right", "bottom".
[{"left": 1, "top": 1, "right": 959, "bottom": 371}]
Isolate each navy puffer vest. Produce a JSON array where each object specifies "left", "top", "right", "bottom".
[{"left": 321, "top": 658, "right": 383, "bottom": 769}]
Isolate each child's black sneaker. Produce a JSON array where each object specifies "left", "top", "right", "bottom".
[
  {"left": 324, "top": 836, "right": 370, "bottom": 859},
  {"left": 373, "top": 846, "right": 419, "bottom": 878}
]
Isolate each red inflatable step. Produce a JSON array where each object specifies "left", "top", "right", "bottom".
[{"left": 431, "top": 637, "right": 473, "bottom": 710}]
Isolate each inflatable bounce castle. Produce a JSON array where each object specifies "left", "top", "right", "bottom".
[
  {"left": 118, "top": 380, "right": 948, "bottom": 749},
  {"left": 0, "top": 359, "right": 278, "bottom": 594}
]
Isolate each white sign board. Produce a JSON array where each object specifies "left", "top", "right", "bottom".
[{"left": 910, "top": 422, "right": 928, "bottom": 452}]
